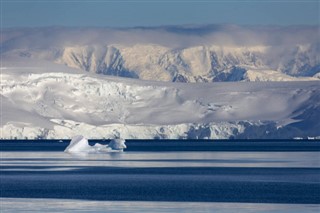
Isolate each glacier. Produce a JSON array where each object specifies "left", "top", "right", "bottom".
[
  {"left": 1, "top": 61, "right": 319, "bottom": 139},
  {"left": 1, "top": 25, "right": 319, "bottom": 139}
]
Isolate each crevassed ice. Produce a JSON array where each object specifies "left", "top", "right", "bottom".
[{"left": 64, "top": 135, "right": 126, "bottom": 153}]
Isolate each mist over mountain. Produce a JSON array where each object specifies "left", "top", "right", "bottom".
[
  {"left": 1, "top": 25, "right": 319, "bottom": 139},
  {"left": 2, "top": 25, "right": 319, "bottom": 82}
]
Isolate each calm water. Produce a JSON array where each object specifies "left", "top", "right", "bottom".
[
  {"left": 1, "top": 199, "right": 319, "bottom": 213},
  {"left": 1, "top": 141, "right": 320, "bottom": 212}
]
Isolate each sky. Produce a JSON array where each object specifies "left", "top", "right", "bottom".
[{"left": 1, "top": 0, "right": 319, "bottom": 28}]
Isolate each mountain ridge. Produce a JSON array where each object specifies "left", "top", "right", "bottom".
[
  {"left": 1, "top": 25, "right": 319, "bottom": 139},
  {"left": 2, "top": 25, "right": 319, "bottom": 82}
]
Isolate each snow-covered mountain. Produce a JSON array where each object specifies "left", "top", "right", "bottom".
[
  {"left": 2, "top": 25, "right": 319, "bottom": 82},
  {"left": 1, "top": 60, "right": 319, "bottom": 139},
  {"left": 1, "top": 25, "right": 319, "bottom": 139}
]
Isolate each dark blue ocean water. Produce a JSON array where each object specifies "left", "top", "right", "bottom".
[
  {"left": 1, "top": 139, "right": 320, "bottom": 151},
  {"left": 1, "top": 140, "right": 320, "bottom": 212}
]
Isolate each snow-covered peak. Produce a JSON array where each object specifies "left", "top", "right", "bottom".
[
  {"left": 1, "top": 25, "right": 319, "bottom": 139},
  {"left": 2, "top": 25, "right": 319, "bottom": 82}
]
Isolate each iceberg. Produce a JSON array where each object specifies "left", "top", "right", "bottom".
[
  {"left": 108, "top": 138, "right": 127, "bottom": 150},
  {"left": 64, "top": 135, "right": 126, "bottom": 153}
]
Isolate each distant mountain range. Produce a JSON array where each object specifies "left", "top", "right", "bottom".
[
  {"left": 1, "top": 25, "right": 319, "bottom": 139},
  {"left": 2, "top": 25, "right": 319, "bottom": 82}
]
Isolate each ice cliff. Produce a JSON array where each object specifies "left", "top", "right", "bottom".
[{"left": 1, "top": 64, "right": 319, "bottom": 139}]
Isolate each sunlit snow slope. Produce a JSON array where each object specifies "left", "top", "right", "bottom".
[
  {"left": 1, "top": 25, "right": 319, "bottom": 139},
  {"left": 2, "top": 25, "right": 319, "bottom": 82},
  {"left": 1, "top": 60, "right": 319, "bottom": 139}
]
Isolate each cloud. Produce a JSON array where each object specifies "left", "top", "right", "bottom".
[{"left": 1, "top": 25, "right": 319, "bottom": 51}]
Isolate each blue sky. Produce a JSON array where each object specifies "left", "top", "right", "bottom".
[{"left": 1, "top": 0, "right": 319, "bottom": 28}]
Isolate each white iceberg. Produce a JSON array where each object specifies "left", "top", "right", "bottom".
[
  {"left": 64, "top": 135, "right": 126, "bottom": 153},
  {"left": 108, "top": 138, "right": 127, "bottom": 150}
]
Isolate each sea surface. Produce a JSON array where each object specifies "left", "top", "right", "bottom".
[{"left": 1, "top": 140, "right": 320, "bottom": 212}]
